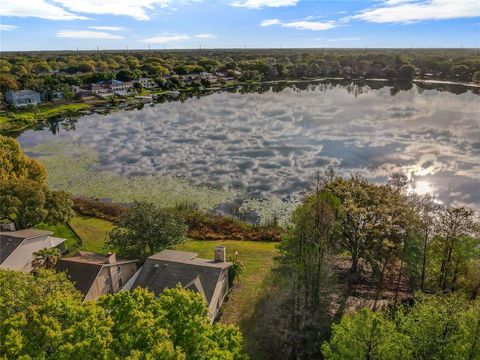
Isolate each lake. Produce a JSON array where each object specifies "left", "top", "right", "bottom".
[{"left": 17, "top": 81, "right": 480, "bottom": 222}]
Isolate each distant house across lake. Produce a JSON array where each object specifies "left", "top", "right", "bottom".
[{"left": 6, "top": 90, "right": 41, "bottom": 108}]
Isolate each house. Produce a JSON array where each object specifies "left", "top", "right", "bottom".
[
  {"left": 135, "top": 77, "right": 156, "bottom": 89},
  {"left": 5, "top": 90, "right": 41, "bottom": 108},
  {"left": 56, "top": 251, "right": 137, "bottom": 301},
  {"left": 101, "top": 80, "right": 134, "bottom": 95},
  {"left": 128, "top": 247, "right": 232, "bottom": 321},
  {"left": 0, "top": 228, "right": 66, "bottom": 272}
]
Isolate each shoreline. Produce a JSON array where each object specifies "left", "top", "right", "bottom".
[{"left": 1, "top": 77, "right": 478, "bottom": 134}]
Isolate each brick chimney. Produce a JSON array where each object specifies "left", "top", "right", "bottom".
[
  {"left": 105, "top": 252, "right": 116, "bottom": 264},
  {"left": 214, "top": 246, "right": 226, "bottom": 262}
]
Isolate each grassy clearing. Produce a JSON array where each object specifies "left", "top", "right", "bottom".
[
  {"left": 69, "top": 216, "right": 114, "bottom": 253},
  {"left": 35, "top": 222, "right": 81, "bottom": 251},
  {"left": 0, "top": 103, "right": 91, "bottom": 132}
]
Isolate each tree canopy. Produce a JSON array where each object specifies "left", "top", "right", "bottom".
[
  {"left": 106, "top": 201, "right": 188, "bottom": 260},
  {"left": 0, "top": 269, "right": 246, "bottom": 359},
  {"left": 0, "top": 135, "right": 74, "bottom": 229}
]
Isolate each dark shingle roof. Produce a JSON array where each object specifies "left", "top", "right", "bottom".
[
  {"left": 56, "top": 260, "right": 103, "bottom": 295},
  {"left": 0, "top": 229, "right": 52, "bottom": 264},
  {"left": 133, "top": 250, "right": 232, "bottom": 306},
  {"left": 55, "top": 251, "right": 137, "bottom": 296},
  {"left": 0, "top": 235, "right": 24, "bottom": 264}
]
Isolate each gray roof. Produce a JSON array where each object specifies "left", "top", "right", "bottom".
[
  {"left": 0, "top": 229, "right": 53, "bottom": 264},
  {"left": 133, "top": 250, "right": 232, "bottom": 305},
  {"left": 55, "top": 251, "right": 137, "bottom": 296}
]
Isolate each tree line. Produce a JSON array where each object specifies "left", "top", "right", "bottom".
[
  {"left": 251, "top": 172, "right": 479, "bottom": 359},
  {"left": 1, "top": 49, "right": 479, "bottom": 99}
]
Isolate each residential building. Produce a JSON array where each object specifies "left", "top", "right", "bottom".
[
  {"left": 5, "top": 90, "right": 41, "bottom": 108},
  {"left": 56, "top": 251, "right": 137, "bottom": 301},
  {"left": 128, "top": 247, "right": 232, "bottom": 321},
  {"left": 135, "top": 77, "right": 156, "bottom": 88},
  {"left": 0, "top": 228, "right": 66, "bottom": 272}
]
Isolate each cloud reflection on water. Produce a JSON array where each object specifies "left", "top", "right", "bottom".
[{"left": 18, "top": 82, "right": 480, "bottom": 209}]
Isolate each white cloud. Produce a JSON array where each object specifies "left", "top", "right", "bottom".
[
  {"left": 328, "top": 37, "right": 360, "bottom": 42},
  {"left": 0, "top": 24, "right": 18, "bottom": 31},
  {"left": 194, "top": 33, "right": 217, "bottom": 38},
  {"left": 261, "top": 19, "right": 337, "bottom": 31},
  {"left": 52, "top": 0, "right": 172, "bottom": 21},
  {"left": 283, "top": 20, "right": 336, "bottom": 31},
  {"left": 231, "top": 0, "right": 298, "bottom": 9},
  {"left": 89, "top": 26, "right": 128, "bottom": 31},
  {"left": 56, "top": 30, "right": 124, "bottom": 39},
  {"left": 354, "top": 0, "right": 480, "bottom": 23},
  {"left": 141, "top": 34, "right": 190, "bottom": 43},
  {"left": 2, "top": 0, "right": 87, "bottom": 20},
  {"left": 261, "top": 19, "right": 281, "bottom": 27}
]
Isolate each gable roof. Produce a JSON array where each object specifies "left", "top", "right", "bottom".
[
  {"left": 0, "top": 229, "right": 53, "bottom": 264},
  {"left": 133, "top": 250, "right": 232, "bottom": 306},
  {"left": 56, "top": 260, "right": 103, "bottom": 295},
  {"left": 55, "top": 251, "right": 137, "bottom": 296}
]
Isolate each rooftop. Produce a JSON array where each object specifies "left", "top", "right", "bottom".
[{"left": 0, "top": 229, "right": 53, "bottom": 264}]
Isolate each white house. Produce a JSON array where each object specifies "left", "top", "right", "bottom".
[
  {"left": 5, "top": 90, "right": 41, "bottom": 108},
  {"left": 0, "top": 228, "right": 66, "bottom": 272}
]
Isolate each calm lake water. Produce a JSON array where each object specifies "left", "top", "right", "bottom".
[{"left": 18, "top": 81, "right": 480, "bottom": 211}]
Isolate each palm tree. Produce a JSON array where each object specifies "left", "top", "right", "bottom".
[{"left": 32, "top": 247, "right": 61, "bottom": 270}]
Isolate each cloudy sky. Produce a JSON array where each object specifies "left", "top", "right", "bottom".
[{"left": 1, "top": 0, "right": 479, "bottom": 50}]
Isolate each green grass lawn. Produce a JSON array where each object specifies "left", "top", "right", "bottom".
[
  {"left": 68, "top": 216, "right": 114, "bottom": 253},
  {"left": 0, "top": 103, "right": 91, "bottom": 132},
  {"left": 35, "top": 222, "right": 81, "bottom": 251}
]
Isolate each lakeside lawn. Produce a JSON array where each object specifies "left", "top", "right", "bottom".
[{"left": 0, "top": 103, "right": 91, "bottom": 132}]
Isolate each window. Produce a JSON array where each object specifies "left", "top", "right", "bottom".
[
  {"left": 116, "top": 265, "right": 122, "bottom": 274},
  {"left": 118, "top": 278, "right": 123, "bottom": 288},
  {"left": 104, "top": 277, "right": 110, "bottom": 287}
]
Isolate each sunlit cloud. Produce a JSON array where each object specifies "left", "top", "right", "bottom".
[
  {"left": 231, "top": 0, "right": 298, "bottom": 9},
  {"left": 194, "top": 33, "right": 218, "bottom": 38},
  {"left": 141, "top": 34, "right": 190, "bottom": 43},
  {"left": 89, "top": 26, "right": 128, "bottom": 31},
  {"left": 0, "top": 24, "right": 18, "bottom": 31},
  {"left": 353, "top": 0, "right": 480, "bottom": 24},
  {"left": 56, "top": 30, "right": 124, "bottom": 39},
  {"left": 2, "top": 0, "right": 88, "bottom": 20},
  {"left": 261, "top": 18, "right": 337, "bottom": 31}
]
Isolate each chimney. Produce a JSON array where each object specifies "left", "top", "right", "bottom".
[
  {"left": 214, "top": 246, "right": 226, "bottom": 262},
  {"left": 105, "top": 252, "right": 116, "bottom": 264}
]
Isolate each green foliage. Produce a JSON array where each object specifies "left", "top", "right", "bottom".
[
  {"left": 322, "top": 294, "right": 480, "bottom": 360},
  {"left": 0, "top": 136, "right": 74, "bottom": 229},
  {"left": 322, "top": 308, "right": 412, "bottom": 360},
  {"left": 106, "top": 201, "right": 187, "bottom": 260},
  {"left": 32, "top": 247, "right": 62, "bottom": 270},
  {"left": 0, "top": 271, "right": 247, "bottom": 360}
]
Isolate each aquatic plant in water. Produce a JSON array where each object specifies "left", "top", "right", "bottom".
[{"left": 25, "top": 142, "right": 235, "bottom": 210}]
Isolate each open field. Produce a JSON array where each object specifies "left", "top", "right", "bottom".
[{"left": 68, "top": 216, "right": 114, "bottom": 253}]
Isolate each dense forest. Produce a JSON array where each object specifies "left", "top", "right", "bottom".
[{"left": 1, "top": 48, "right": 479, "bottom": 96}]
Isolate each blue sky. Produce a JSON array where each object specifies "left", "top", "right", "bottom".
[{"left": 1, "top": 0, "right": 479, "bottom": 51}]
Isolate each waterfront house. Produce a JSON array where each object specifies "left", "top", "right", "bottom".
[
  {"left": 5, "top": 90, "right": 41, "bottom": 108},
  {"left": 0, "top": 228, "right": 66, "bottom": 272},
  {"left": 126, "top": 247, "right": 232, "bottom": 321},
  {"left": 135, "top": 77, "right": 156, "bottom": 88},
  {"left": 56, "top": 251, "right": 137, "bottom": 301}
]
